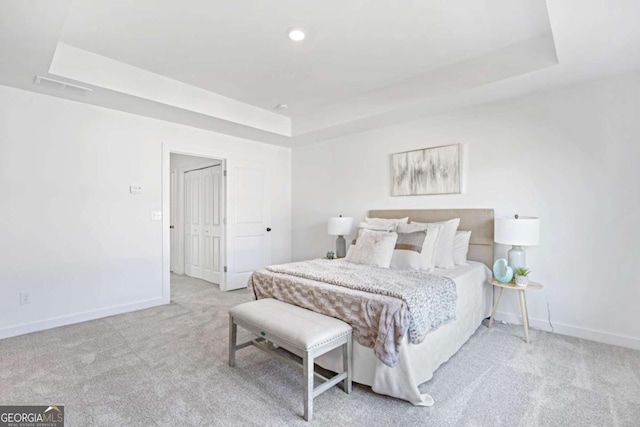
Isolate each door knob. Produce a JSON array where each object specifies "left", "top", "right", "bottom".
[{"left": 266, "top": 227, "right": 272, "bottom": 232}]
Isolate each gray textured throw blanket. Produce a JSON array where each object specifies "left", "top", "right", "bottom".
[{"left": 249, "top": 259, "right": 457, "bottom": 367}]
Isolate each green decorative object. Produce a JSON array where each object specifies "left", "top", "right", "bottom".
[{"left": 493, "top": 258, "right": 514, "bottom": 283}]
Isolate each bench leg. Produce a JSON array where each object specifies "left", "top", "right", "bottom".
[
  {"left": 343, "top": 336, "right": 352, "bottom": 394},
  {"left": 228, "top": 315, "right": 237, "bottom": 368},
  {"left": 303, "top": 351, "right": 314, "bottom": 422}
]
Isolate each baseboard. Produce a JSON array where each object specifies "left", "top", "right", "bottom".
[
  {"left": 0, "top": 298, "right": 166, "bottom": 340},
  {"left": 494, "top": 311, "right": 640, "bottom": 351}
]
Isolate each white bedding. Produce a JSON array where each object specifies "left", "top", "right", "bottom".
[{"left": 314, "top": 261, "right": 493, "bottom": 406}]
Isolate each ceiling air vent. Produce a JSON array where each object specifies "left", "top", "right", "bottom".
[{"left": 34, "top": 76, "right": 93, "bottom": 96}]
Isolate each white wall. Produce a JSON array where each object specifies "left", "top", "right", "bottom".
[
  {"left": 0, "top": 84, "right": 291, "bottom": 338},
  {"left": 292, "top": 71, "right": 640, "bottom": 349}
]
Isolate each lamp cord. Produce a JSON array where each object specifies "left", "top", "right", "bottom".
[{"left": 544, "top": 289, "right": 555, "bottom": 333}]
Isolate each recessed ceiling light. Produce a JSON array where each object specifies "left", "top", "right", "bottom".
[
  {"left": 287, "top": 28, "right": 305, "bottom": 41},
  {"left": 275, "top": 103, "right": 289, "bottom": 110}
]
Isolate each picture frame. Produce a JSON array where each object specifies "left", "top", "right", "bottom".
[{"left": 391, "top": 144, "right": 461, "bottom": 196}]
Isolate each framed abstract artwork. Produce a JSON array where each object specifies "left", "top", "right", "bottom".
[{"left": 391, "top": 144, "right": 461, "bottom": 196}]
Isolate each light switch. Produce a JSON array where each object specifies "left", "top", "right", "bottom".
[
  {"left": 130, "top": 185, "right": 143, "bottom": 194},
  {"left": 151, "top": 211, "right": 162, "bottom": 221}
]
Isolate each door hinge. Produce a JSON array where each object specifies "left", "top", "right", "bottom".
[
  {"left": 223, "top": 170, "right": 227, "bottom": 177},
  {"left": 224, "top": 266, "right": 227, "bottom": 273}
]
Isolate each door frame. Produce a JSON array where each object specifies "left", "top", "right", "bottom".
[{"left": 162, "top": 142, "right": 227, "bottom": 303}]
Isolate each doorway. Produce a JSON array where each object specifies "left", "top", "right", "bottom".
[
  {"left": 162, "top": 141, "right": 273, "bottom": 304},
  {"left": 170, "top": 153, "right": 225, "bottom": 285}
]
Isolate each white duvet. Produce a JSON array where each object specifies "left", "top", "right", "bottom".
[{"left": 314, "top": 261, "right": 493, "bottom": 406}]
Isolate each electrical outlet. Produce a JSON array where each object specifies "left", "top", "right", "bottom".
[{"left": 20, "top": 291, "right": 31, "bottom": 305}]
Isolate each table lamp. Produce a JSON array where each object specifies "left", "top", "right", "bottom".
[
  {"left": 328, "top": 215, "right": 353, "bottom": 258},
  {"left": 495, "top": 214, "right": 540, "bottom": 270}
]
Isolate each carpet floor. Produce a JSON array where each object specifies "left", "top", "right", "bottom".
[{"left": 1, "top": 274, "right": 639, "bottom": 426}]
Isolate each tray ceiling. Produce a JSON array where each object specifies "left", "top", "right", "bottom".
[{"left": 1, "top": 0, "right": 639, "bottom": 146}]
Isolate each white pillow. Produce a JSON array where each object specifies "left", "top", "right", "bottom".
[
  {"left": 364, "top": 216, "right": 409, "bottom": 229},
  {"left": 345, "top": 229, "right": 398, "bottom": 268},
  {"left": 389, "top": 229, "right": 427, "bottom": 270},
  {"left": 358, "top": 221, "right": 396, "bottom": 232},
  {"left": 397, "top": 223, "right": 440, "bottom": 271},
  {"left": 453, "top": 230, "right": 472, "bottom": 265},
  {"left": 412, "top": 218, "right": 460, "bottom": 269}
]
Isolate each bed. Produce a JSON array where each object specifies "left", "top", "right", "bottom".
[{"left": 248, "top": 209, "right": 495, "bottom": 406}]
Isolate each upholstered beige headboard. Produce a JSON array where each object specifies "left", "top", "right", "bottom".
[{"left": 368, "top": 209, "right": 495, "bottom": 268}]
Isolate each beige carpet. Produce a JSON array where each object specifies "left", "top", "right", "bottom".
[{"left": 2, "top": 274, "right": 639, "bottom": 426}]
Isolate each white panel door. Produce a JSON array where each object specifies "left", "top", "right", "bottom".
[
  {"left": 202, "top": 165, "right": 225, "bottom": 284},
  {"left": 185, "top": 166, "right": 224, "bottom": 285},
  {"left": 225, "top": 161, "right": 271, "bottom": 291},
  {"left": 185, "top": 170, "right": 203, "bottom": 280}
]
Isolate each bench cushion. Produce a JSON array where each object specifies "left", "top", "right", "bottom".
[{"left": 230, "top": 298, "right": 352, "bottom": 351}]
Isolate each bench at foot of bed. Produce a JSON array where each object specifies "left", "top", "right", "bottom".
[{"left": 229, "top": 298, "right": 353, "bottom": 422}]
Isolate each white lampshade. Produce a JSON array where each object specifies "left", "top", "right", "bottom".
[
  {"left": 495, "top": 216, "right": 540, "bottom": 246},
  {"left": 328, "top": 216, "right": 353, "bottom": 236}
]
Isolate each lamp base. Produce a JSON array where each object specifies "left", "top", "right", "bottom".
[
  {"left": 336, "top": 235, "right": 346, "bottom": 258},
  {"left": 508, "top": 246, "right": 526, "bottom": 270}
]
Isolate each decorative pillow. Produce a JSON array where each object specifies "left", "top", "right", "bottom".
[
  {"left": 347, "top": 226, "right": 387, "bottom": 258},
  {"left": 412, "top": 218, "right": 460, "bottom": 269},
  {"left": 390, "top": 230, "right": 427, "bottom": 270},
  {"left": 345, "top": 229, "right": 398, "bottom": 268},
  {"left": 347, "top": 222, "right": 396, "bottom": 255},
  {"left": 364, "top": 216, "right": 409, "bottom": 229},
  {"left": 346, "top": 223, "right": 393, "bottom": 258},
  {"left": 453, "top": 230, "right": 472, "bottom": 265},
  {"left": 397, "top": 223, "right": 440, "bottom": 271}
]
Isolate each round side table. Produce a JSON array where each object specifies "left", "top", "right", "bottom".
[{"left": 488, "top": 278, "right": 543, "bottom": 343}]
